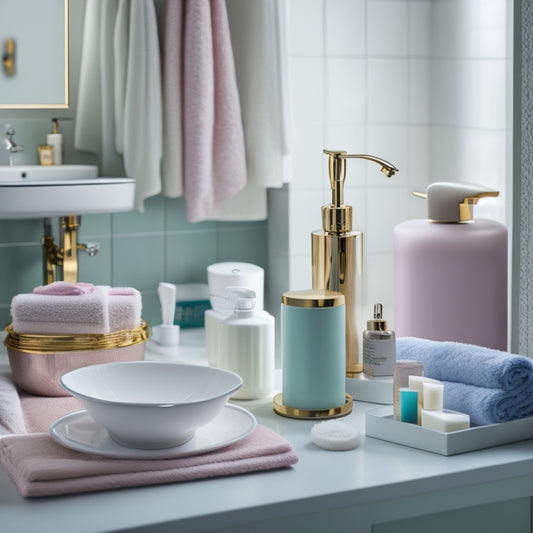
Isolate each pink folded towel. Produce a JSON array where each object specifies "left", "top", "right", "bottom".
[
  {"left": 10, "top": 285, "right": 142, "bottom": 335},
  {"left": 0, "top": 378, "right": 298, "bottom": 498},
  {"left": 11, "top": 286, "right": 110, "bottom": 335},
  {"left": 33, "top": 282, "right": 96, "bottom": 296}
]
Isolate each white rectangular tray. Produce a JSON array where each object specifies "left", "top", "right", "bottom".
[{"left": 365, "top": 406, "right": 533, "bottom": 456}]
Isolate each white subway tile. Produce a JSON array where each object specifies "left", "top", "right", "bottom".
[
  {"left": 289, "top": 189, "right": 324, "bottom": 256},
  {"left": 409, "top": 59, "right": 431, "bottom": 124},
  {"left": 325, "top": 0, "right": 366, "bottom": 56},
  {"left": 291, "top": 125, "right": 326, "bottom": 190},
  {"left": 408, "top": 126, "right": 431, "bottom": 189},
  {"left": 326, "top": 58, "right": 367, "bottom": 124},
  {"left": 365, "top": 186, "right": 408, "bottom": 254},
  {"left": 288, "top": 0, "right": 324, "bottom": 56},
  {"left": 365, "top": 252, "right": 395, "bottom": 311},
  {"left": 367, "top": 1, "right": 408, "bottom": 57},
  {"left": 367, "top": 58, "right": 409, "bottom": 123},
  {"left": 408, "top": 1, "right": 431, "bottom": 57},
  {"left": 289, "top": 57, "right": 325, "bottom": 126},
  {"left": 289, "top": 255, "right": 313, "bottom": 291}
]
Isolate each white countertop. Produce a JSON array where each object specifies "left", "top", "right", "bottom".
[{"left": 2, "top": 329, "right": 533, "bottom": 533}]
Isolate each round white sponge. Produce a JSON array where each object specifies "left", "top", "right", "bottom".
[{"left": 310, "top": 420, "right": 361, "bottom": 451}]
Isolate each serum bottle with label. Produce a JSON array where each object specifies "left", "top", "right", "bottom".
[{"left": 363, "top": 303, "right": 395, "bottom": 376}]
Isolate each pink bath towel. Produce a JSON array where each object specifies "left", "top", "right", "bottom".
[
  {"left": 163, "top": 0, "right": 247, "bottom": 222},
  {"left": 0, "top": 379, "right": 298, "bottom": 498}
]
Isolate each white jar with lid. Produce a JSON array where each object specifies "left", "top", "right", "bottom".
[
  {"left": 219, "top": 288, "right": 274, "bottom": 400},
  {"left": 205, "top": 262, "right": 264, "bottom": 367}
]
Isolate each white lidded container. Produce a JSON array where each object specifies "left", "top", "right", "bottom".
[
  {"left": 205, "top": 262, "right": 264, "bottom": 367},
  {"left": 219, "top": 288, "right": 275, "bottom": 400}
]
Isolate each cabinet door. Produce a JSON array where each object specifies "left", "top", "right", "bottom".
[{"left": 373, "top": 497, "right": 531, "bottom": 533}]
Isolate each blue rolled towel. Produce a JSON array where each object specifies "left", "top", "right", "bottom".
[
  {"left": 442, "top": 381, "right": 533, "bottom": 426},
  {"left": 396, "top": 337, "right": 533, "bottom": 392}
]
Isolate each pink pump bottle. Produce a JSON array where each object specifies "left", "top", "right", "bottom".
[{"left": 393, "top": 182, "right": 507, "bottom": 351}]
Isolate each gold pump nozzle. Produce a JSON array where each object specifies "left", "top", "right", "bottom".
[{"left": 322, "top": 150, "right": 399, "bottom": 233}]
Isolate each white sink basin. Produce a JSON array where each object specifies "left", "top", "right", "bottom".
[{"left": 0, "top": 165, "right": 135, "bottom": 219}]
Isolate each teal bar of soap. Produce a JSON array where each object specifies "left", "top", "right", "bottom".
[{"left": 400, "top": 388, "right": 418, "bottom": 424}]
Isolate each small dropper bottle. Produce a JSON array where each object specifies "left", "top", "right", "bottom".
[{"left": 362, "top": 303, "right": 396, "bottom": 376}]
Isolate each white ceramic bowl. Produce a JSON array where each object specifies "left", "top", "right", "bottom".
[{"left": 60, "top": 361, "right": 243, "bottom": 449}]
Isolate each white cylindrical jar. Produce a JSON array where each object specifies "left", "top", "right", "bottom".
[
  {"left": 205, "top": 262, "right": 265, "bottom": 367},
  {"left": 219, "top": 288, "right": 274, "bottom": 400}
]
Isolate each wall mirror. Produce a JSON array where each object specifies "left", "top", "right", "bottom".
[{"left": 0, "top": 0, "right": 69, "bottom": 109}]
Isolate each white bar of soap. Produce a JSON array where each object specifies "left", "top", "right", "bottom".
[
  {"left": 423, "top": 382, "right": 444, "bottom": 410},
  {"left": 421, "top": 409, "right": 470, "bottom": 432}
]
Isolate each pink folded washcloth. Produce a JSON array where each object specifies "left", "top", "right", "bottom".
[
  {"left": 11, "top": 286, "right": 110, "bottom": 335},
  {"left": 11, "top": 285, "right": 142, "bottom": 335},
  {"left": 33, "top": 282, "right": 96, "bottom": 296},
  {"left": 0, "top": 378, "right": 298, "bottom": 498}
]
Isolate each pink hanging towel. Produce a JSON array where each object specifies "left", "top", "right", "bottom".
[{"left": 163, "top": 0, "right": 247, "bottom": 222}]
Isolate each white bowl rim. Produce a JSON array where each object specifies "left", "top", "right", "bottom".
[{"left": 60, "top": 360, "right": 243, "bottom": 408}]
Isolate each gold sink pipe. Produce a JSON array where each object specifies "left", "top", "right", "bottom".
[{"left": 42, "top": 216, "right": 99, "bottom": 284}]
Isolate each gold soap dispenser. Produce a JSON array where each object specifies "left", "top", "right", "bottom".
[{"left": 312, "top": 150, "right": 398, "bottom": 376}]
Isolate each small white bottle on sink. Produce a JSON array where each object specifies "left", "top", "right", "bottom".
[{"left": 219, "top": 287, "right": 275, "bottom": 400}]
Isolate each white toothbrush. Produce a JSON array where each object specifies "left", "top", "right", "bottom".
[{"left": 157, "top": 282, "right": 180, "bottom": 345}]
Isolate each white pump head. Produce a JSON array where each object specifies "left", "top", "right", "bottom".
[{"left": 226, "top": 287, "right": 256, "bottom": 316}]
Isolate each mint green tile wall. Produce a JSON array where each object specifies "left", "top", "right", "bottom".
[{"left": 0, "top": 199, "right": 268, "bottom": 329}]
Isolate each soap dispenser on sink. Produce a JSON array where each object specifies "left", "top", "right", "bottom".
[{"left": 312, "top": 149, "right": 398, "bottom": 377}]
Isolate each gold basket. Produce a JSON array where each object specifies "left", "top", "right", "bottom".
[{"left": 4, "top": 320, "right": 151, "bottom": 397}]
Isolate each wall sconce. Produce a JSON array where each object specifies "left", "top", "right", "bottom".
[{"left": 2, "top": 38, "right": 15, "bottom": 76}]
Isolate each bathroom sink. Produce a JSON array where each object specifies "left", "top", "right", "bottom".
[{"left": 0, "top": 165, "right": 135, "bottom": 219}]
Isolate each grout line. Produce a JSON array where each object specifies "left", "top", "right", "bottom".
[{"left": 0, "top": 241, "right": 41, "bottom": 248}]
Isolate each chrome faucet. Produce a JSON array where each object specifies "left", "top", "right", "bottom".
[{"left": 5, "top": 125, "right": 24, "bottom": 165}]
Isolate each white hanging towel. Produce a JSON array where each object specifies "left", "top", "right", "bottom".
[
  {"left": 74, "top": 0, "right": 124, "bottom": 176},
  {"left": 114, "top": 0, "right": 163, "bottom": 212},
  {"left": 209, "top": 0, "right": 292, "bottom": 221},
  {"left": 161, "top": 0, "right": 184, "bottom": 198},
  {"left": 163, "top": 0, "right": 247, "bottom": 222}
]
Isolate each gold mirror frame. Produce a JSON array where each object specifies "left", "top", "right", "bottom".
[{"left": 0, "top": 0, "right": 69, "bottom": 109}]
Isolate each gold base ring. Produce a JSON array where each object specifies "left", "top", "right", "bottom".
[{"left": 273, "top": 393, "right": 353, "bottom": 420}]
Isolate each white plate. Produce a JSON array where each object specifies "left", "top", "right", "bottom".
[{"left": 50, "top": 404, "right": 256, "bottom": 459}]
